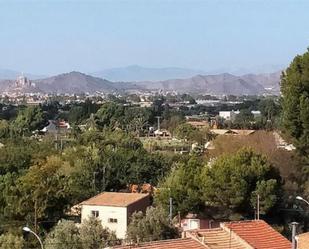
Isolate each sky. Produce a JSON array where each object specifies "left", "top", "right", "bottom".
[{"left": 0, "top": 0, "right": 309, "bottom": 75}]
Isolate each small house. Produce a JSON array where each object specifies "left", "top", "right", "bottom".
[{"left": 80, "top": 192, "right": 150, "bottom": 239}]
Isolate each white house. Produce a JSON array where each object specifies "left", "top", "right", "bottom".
[
  {"left": 219, "top": 110, "right": 240, "bottom": 121},
  {"left": 251, "top": 110, "right": 261, "bottom": 118},
  {"left": 219, "top": 110, "right": 261, "bottom": 121},
  {"left": 80, "top": 192, "right": 150, "bottom": 239}
]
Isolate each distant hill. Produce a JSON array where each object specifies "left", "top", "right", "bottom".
[
  {"left": 0, "top": 80, "right": 11, "bottom": 92},
  {"left": 33, "top": 71, "right": 116, "bottom": 94},
  {"left": 91, "top": 65, "right": 204, "bottom": 82},
  {"left": 0, "top": 70, "right": 281, "bottom": 96},
  {"left": 129, "top": 72, "right": 282, "bottom": 95},
  {"left": 241, "top": 71, "right": 281, "bottom": 93}
]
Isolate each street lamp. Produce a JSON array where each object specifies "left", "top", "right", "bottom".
[
  {"left": 22, "top": 226, "right": 44, "bottom": 249},
  {"left": 296, "top": 196, "right": 309, "bottom": 206}
]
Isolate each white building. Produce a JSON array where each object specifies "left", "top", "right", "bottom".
[
  {"left": 15, "top": 75, "right": 35, "bottom": 88},
  {"left": 251, "top": 110, "right": 261, "bottom": 118},
  {"left": 219, "top": 110, "right": 240, "bottom": 121},
  {"left": 80, "top": 192, "right": 150, "bottom": 239},
  {"left": 219, "top": 110, "right": 261, "bottom": 121}
]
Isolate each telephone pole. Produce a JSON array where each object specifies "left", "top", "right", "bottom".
[
  {"left": 257, "top": 194, "right": 260, "bottom": 220},
  {"left": 156, "top": 116, "right": 161, "bottom": 131}
]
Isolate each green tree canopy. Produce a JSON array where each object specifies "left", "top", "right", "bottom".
[
  {"left": 155, "top": 157, "right": 204, "bottom": 216},
  {"left": 281, "top": 49, "right": 309, "bottom": 154},
  {"left": 174, "top": 123, "right": 211, "bottom": 144},
  {"left": 201, "top": 148, "right": 281, "bottom": 219},
  {"left": 234, "top": 109, "right": 254, "bottom": 129},
  {"left": 45, "top": 220, "right": 82, "bottom": 249},
  {"left": 126, "top": 206, "right": 179, "bottom": 243},
  {"left": 16, "top": 156, "right": 70, "bottom": 224},
  {"left": 79, "top": 217, "right": 117, "bottom": 249},
  {"left": 0, "top": 120, "right": 9, "bottom": 139},
  {"left": 44, "top": 218, "right": 117, "bottom": 249},
  {"left": 13, "top": 106, "right": 45, "bottom": 134},
  {"left": 0, "top": 233, "right": 24, "bottom": 249}
]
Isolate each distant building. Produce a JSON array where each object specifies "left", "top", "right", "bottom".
[
  {"left": 251, "top": 110, "right": 261, "bottom": 118},
  {"left": 154, "top": 129, "right": 171, "bottom": 137},
  {"left": 139, "top": 101, "right": 153, "bottom": 108},
  {"left": 41, "top": 120, "right": 71, "bottom": 135},
  {"left": 219, "top": 110, "right": 261, "bottom": 121},
  {"left": 80, "top": 192, "right": 150, "bottom": 239},
  {"left": 15, "top": 75, "right": 35, "bottom": 88},
  {"left": 180, "top": 213, "right": 220, "bottom": 231},
  {"left": 187, "top": 121, "right": 210, "bottom": 129},
  {"left": 219, "top": 110, "right": 239, "bottom": 121},
  {"left": 210, "top": 129, "right": 255, "bottom": 136}
]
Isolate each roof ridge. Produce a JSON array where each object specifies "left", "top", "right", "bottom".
[
  {"left": 196, "top": 228, "right": 223, "bottom": 232},
  {"left": 223, "top": 219, "right": 265, "bottom": 225},
  {"left": 222, "top": 219, "right": 291, "bottom": 249},
  {"left": 221, "top": 224, "right": 254, "bottom": 249},
  {"left": 127, "top": 237, "right": 202, "bottom": 246},
  {"left": 80, "top": 191, "right": 106, "bottom": 204}
]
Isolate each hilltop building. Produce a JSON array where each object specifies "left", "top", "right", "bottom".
[{"left": 15, "top": 75, "right": 35, "bottom": 88}]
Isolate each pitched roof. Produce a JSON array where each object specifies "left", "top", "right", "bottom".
[
  {"left": 190, "top": 228, "right": 248, "bottom": 249},
  {"left": 116, "top": 238, "right": 209, "bottom": 249},
  {"left": 210, "top": 129, "right": 255, "bottom": 136},
  {"left": 81, "top": 192, "right": 149, "bottom": 207},
  {"left": 223, "top": 220, "right": 291, "bottom": 249}
]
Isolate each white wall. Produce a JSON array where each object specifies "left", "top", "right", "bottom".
[
  {"left": 81, "top": 205, "right": 128, "bottom": 239},
  {"left": 219, "top": 111, "right": 239, "bottom": 121}
]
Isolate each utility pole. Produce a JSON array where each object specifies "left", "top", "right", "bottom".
[
  {"left": 156, "top": 116, "right": 161, "bottom": 131},
  {"left": 34, "top": 198, "right": 38, "bottom": 234},
  {"left": 169, "top": 197, "right": 173, "bottom": 222},
  {"left": 291, "top": 222, "right": 298, "bottom": 249},
  {"left": 257, "top": 194, "right": 260, "bottom": 220}
]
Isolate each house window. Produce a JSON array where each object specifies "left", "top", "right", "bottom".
[
  {"left": 108, "top": 218, "right": 118, "bottom": 223},
  {"left": 91, "top": 210, "right": 99, "bottom": 218}
]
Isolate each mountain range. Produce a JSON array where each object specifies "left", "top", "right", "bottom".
[
  {"left": 132, "top": 72, "right": 281, "bottom": 95},
  {"left": 91, "top": 65, "right": 205, "bottom": 82},
  {"left": 0, "top": 70, "right": 282, "bottom": 96}
]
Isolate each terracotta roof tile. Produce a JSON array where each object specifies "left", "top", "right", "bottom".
[
  {"left": 223, "top": 220, "right": 291, "bottom": 249},
  {"left": 115, "top": 238, "right": 209, "bottom": 249},
  {"left": 81, "top": 192, "right": 149, "bottom": 207},
  {"left": 192, "top": 228, "right": 248, "bottom": 249}
]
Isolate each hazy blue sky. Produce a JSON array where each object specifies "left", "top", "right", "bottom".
[{"left": 0, "top": 0, "right": 309, "bottom": 75}]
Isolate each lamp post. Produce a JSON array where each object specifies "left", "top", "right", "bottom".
[
  {"left": 296, "top": 196, "right": 309, "bottom": 206},
  {"left": 291, "top": 222, "right": 298, "bottom": 249},
  {"left": 23, "top": 226, "right": 44, "bottom": 249}
]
